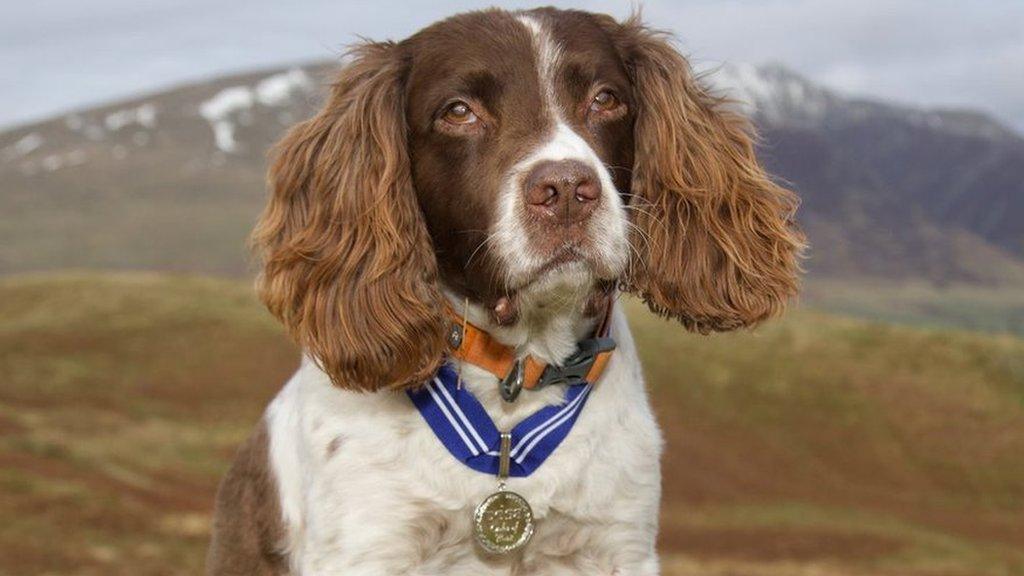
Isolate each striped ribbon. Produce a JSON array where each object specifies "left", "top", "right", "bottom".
[{"left": 407, "top": 363, "right": 592, "bottom": 477}]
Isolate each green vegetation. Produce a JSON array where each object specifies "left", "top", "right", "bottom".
[
  {"left": 1, "top": 273, "right": 1022, "bottom": 575},
  {"left": 804, "top": 279, "right": 1024, "bottom": 337}
]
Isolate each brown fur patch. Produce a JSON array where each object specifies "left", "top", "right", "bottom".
[{"left": 206, "top": 419, "right": 288, "bottom": 575}]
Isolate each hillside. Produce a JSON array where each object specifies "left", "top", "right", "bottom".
[
  {"left": 1, "top": 273, "right": 1022, "bottom": 575},
  {"left": 0, "top": 64, "right": 327, "bottom": 276}
]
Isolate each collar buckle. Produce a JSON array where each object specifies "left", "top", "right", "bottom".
[
  {"left": 535, "top": 337, "right": 616, "bottom": 389},
  {"left": 499, "top": 359, "right": 525, "bottom": 403}
]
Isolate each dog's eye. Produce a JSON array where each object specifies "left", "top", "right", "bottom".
[
  {"left": 590, "top": 90, "right": 620, "bottom": 113},
  {"left": 442, "top": 101, "right": 479, "bottom": 125}
]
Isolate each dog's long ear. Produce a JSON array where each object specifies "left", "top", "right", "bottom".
[
  {"left": 607, "top": 17, "right": 805, "bottom": 332},
  {"left": 252, "top": 42, "right": 447, "bottom": 391}
]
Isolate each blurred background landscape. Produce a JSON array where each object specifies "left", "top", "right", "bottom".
[{"left": 1, "top": 1, "right": 1022, "bottom": 575}]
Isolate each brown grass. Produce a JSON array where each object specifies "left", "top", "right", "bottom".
[{"left": 0, "top": 273, "right": 1022, "bottom": 575}]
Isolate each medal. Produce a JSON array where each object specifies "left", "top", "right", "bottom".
[{"left": 474, "top": 432, "right": 535, "bottom": 554}]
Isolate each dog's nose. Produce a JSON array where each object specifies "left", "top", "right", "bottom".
[{"left": 522, "top": 160, "right": 601, "bottom": 224}]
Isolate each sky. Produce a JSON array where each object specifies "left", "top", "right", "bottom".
[{"left": 2, "top": 0, "right": 1022, "bottom": 131}]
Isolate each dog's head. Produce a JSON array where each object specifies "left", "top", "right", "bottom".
[{"left": 253, "top": 8, "right": 804, "bottom": 391}]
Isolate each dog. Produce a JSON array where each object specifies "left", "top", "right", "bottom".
[{"left": 207, "top": 7, "right": 803, "bottom": 575}]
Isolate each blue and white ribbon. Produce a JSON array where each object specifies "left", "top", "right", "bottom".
[{"left": 408, "top": 363, "right": 592, "bottom": 477}]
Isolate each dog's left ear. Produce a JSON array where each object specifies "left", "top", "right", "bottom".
[
  {"left": 602, "top": 16, "right": 805, "bottom": 332},
  {"left": 252, "top": 42, "right": 448, "bottom": 391}
]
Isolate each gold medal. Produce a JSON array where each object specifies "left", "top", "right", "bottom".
[
  {"left": 473, "top": 432, "right": 535, "bottom": 554},
  {"left": 474, "top": 489, "right": 534, "bottom": 554}
]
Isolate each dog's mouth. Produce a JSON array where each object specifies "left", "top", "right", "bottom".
[
  {"left": 521, "top": 235, "right": 629, "bottom": 289},
  {"left": 487, "top": 245, "right": 612, "bottom": 326},
  {"left": 514, "top": 244, "right": 599, "bottom": 289},
  {"left": 532, "top": 246, "right": 585, "bottom": 277}
]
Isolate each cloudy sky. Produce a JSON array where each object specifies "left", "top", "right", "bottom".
[{"left": 3, "top": 0, "right": 1023, "bottom": 131}]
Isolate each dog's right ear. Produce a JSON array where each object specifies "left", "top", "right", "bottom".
[
  {"left": 252, "top": 42, "right": 448, "bottom": 392},
  {"left": 598, "top": 15, "right": 804, "bottom": 333}
]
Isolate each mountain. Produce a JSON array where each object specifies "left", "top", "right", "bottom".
[
  {"left": 709, "top": 63, "right": 1024, "bottom": 286},
  {"left": 0, "top": 64, "right": 329, "bottom": 275},
  {"left": 1, "top": 60, "right": 1022, "bottom": 288}
]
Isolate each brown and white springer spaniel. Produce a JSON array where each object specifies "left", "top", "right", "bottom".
[{"left": 207, "top": 7, "right": 803, "bottom": 575}]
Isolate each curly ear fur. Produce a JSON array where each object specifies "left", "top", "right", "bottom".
[
  {"left": 609, "top": 16, "right": 805, "bottom": 332},
  {"left": 251, "top": 42, "right": 447, "bottom": 391}
]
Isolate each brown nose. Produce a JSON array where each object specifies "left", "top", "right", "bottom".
[{"left": 522, "top": 160, "right": 601, "bottom": 224}]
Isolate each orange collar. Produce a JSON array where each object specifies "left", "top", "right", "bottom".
[{"left": 445, "top": 301, "right": 616, "bottom": 402}]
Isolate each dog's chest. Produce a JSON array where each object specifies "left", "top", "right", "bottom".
[{"left": 272, "top": 341, "right": 661, "bottom": 575}]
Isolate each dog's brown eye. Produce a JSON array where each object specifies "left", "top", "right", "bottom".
[
  {"left": 590, "top": 90, "right": 620, "bottom": 113},
  {"left": 443, "top": 101, "right": 479, "bottom": 125}
]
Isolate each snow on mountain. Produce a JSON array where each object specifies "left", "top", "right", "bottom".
[
  {"left": 254, "top": 68, "right": 313, "bottom": 106},
  {"left": 104, "top": 103, "right": 158, "bottom": 132},
  {"left": 0, "top": 65, "right": 323, "bottom": 176},
  {"left": 199, "top": 68, "right": 314, "bottom": 153},
  {"left": 0, "top": 133, "right": 44, "bottom": 162},
  {"left": 706, "top": 63, "right": 832, "bottom": 126},
  {"left": 705, "top": 63, "right": 1020, "bottom": 142}
]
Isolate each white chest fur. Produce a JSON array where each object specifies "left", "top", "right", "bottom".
[{"left": 265, "top": 308, "right": 663, "bottom": 575}]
